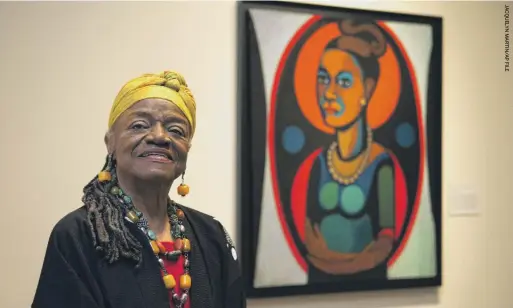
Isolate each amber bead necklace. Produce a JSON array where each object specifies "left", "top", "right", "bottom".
[{"left": 102, "top": 166, "right": 191, "bottom": 308}]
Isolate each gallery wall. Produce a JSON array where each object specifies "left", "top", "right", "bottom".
[{"left": 0, "top": 1, "right": 511, "bottom": 307}]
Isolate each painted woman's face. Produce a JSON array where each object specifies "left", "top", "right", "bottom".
[{"left": 317, "top": 49, "right": 366, "bottom": 128}]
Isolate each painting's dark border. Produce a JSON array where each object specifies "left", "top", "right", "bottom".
[{"left": 236, "top": 0, "right": 443, "bottom": 299}]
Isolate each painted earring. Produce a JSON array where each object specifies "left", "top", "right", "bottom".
[
  {"left": 360, "top": 98, "right": 366, "bottom": 106},
  {"left": 177, "top": 172, "right": 190, "bottom": 197},
  {"left": 98, "top": 153, "right": 114, "bottom": 182}
]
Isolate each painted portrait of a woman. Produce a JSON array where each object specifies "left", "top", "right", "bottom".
[
  {"left": 301, "top": 19, "right": 406, "bottom": 283},
  {"left": 242, "top": 5, "right": 441, "bottom": 293}
]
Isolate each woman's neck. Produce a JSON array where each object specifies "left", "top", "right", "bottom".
[
  {"left": 116, "top": 174, "right": 172, "bottom": 234},
  {"left": 336, "top": 117, "right": 367, "bottom": 160}
]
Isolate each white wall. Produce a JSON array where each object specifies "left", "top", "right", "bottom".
[{"left": 0, "top": 1, "right": 511, "bottom": 307}]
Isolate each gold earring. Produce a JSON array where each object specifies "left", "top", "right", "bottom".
[
  {"left": 360, "top": 98, "right": 366, "bottom": 106},
  {"left": 177, "top": 172, "right": 190, "bottom": 197}
]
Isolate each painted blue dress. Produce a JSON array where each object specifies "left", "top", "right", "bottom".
[{"left": 306, "top": 148, "right": 395, "bottom": 283}]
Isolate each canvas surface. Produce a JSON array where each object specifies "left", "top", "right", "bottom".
[{"left": 242, "top": 7, "right": 440, "bottom": 289}]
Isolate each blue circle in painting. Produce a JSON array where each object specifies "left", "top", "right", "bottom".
[
  {"left": 282, "top": 125, "right": 305, "bottom": 154},
  {"left": 396, "top": 122, "right": 416, "bottom": 148}
]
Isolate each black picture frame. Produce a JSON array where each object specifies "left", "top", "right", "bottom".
[{"left": 236, "top": 0, "right": 443, "bottom": 299}]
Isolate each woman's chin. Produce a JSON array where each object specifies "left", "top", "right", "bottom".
[
  {"left": 133, "top": 168, "right": 176, "bottom": 183},
  {"left": 324, "top": 115, "right": 360, "bottom": 129},
  {"left": 325, "top": 118, "right": 348, "bottom": 128}
]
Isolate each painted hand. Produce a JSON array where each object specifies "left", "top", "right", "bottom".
[
  {"left": 307, "top": 252, "right": 374, "bottom": 275},
  {"left": 304, "top": 218, "right": 355, "bottom": 263},
  {"left": 305, "top": 221, "right": 394, "bottom": 275}
]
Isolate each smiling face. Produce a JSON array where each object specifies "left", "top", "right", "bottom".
[
  {"left": 317, "top": 49, "right": 366, "bottom": 128},
  {"left": 106, "top": 98, "right": 191, "bottom": 184}
]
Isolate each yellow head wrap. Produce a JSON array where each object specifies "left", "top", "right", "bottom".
[{"left": 108, "top": 70, "right": 196, "bottom": 138}]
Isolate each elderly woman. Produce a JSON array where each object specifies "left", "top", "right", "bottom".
[{"left": 32, "top": 71, "right": 245, "bottom": 308}]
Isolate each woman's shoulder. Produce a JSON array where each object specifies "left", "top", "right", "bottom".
[
  {"left": 369, "top": 142, "right": 393, "bottom": 164},
  {"left": 38, "top": 206, "right": 99, "bottom": 266},
  {"left": 179, "top": 205, "right": 227, "bottom": 233},
  {"left": 48, "top": 206, "right": 94, "bottom": 249},
  {"left": 51, "top": 206, "right": 88, "bottom": 232},
  {"left": 179, "top": 205, "right": 236, "bottom": 250}
]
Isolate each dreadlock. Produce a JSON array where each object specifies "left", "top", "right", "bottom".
[{"left": 82, "top": 155, "right": 143, "bottom": 265}]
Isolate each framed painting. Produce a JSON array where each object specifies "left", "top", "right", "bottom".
[{"left": 236, "top": 0, "right": 443, "bottom": 298}]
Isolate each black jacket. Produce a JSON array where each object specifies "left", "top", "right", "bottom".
[{"left": 32, "top": 205, "right": 246, "bottom": 308}]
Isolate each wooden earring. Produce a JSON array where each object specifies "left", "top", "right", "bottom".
[
  {"left": 177, "top": 172, "right": 190, "bottom": 197},
  {"left": 98, "top": 153, "right": 114, "bottom": 182}
]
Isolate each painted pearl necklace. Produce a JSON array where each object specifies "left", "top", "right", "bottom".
[
  {"left": 327, "top": 125, "right": 373, "bottom": 185},
  {"left": 108, "top": 181, "right": 191, "bottom": 308}
]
